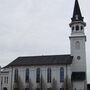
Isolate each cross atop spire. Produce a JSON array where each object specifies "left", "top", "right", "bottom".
[{"left": 71, "top": 0, "right": 83, "bottom": 22}]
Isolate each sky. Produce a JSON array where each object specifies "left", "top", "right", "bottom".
[{"left": 0, "top": 0, "right": 90, "bottom": 83}]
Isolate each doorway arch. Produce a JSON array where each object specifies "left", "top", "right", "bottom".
[{"left": 3, "top": 87, "right": 7, "bottom": 90}]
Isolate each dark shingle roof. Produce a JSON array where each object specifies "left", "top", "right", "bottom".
[
  {"left": 71, "top": 72, "right": 86, "bottom": 81},
  {"left": 5, "top": 55, "right": 73, "bottom": 68}
]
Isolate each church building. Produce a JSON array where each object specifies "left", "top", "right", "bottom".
[{"left": 0, "top": 0, "right": 87, "bottom": 90}]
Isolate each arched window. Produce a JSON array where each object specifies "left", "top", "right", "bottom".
[
  {"left": 1, "top": 77, "right": 3, "bottom": 84},
  {"left": 60, "top": 67, "right": 64, "bottom": 82},
  {"left": 14, "top": 69, "right": 18, "bottom": 82},
  {"left": 6, "top": 77, "right": 8, "bottom": 84},
  {"left": 25, "top": 68, "right": 29, "bottom": 82},
  {"left": 47, "top": 68, "right": 51, "bottom": 83},
  {"left": 81, "top": 26, "right": 83, "bottom": 30},
  {"left": 36, "top": 68, "right": 40, "bottom": 83},
  {"left": 75, "top": 41, "right": 80, "bottom": 49},
  {"left": 72, "top": 26, "right": 74, "bottom": 31},
  {"left": 77, "top": 56, "right": 81, "bottom": 60},
  {"left": 76, "top": 25, "right": 79, "bottom": 31},
  {"left": 4, "top": 77, "right": 6, "bottom": 83},
  {"left": 72, "top": 26, "right": 74, "bottom": 32}
]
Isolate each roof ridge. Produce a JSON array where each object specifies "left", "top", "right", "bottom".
[{"left": 19, "top": 54, "right": 71, "bottom": 58}]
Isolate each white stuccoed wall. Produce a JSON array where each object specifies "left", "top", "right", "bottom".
[
  {"left": 70, "top": 36, "right": 86, "bottom": 72},
  {"left": 70, "top": 22, "right": 87, "bottom": 90},
  {"left": 70, "top": 23, "right": 86, "bottom": 72},
  {"left": 4, "top": 65, "right": 72, "bottom": 90},
  {"left": 72, "top": 81, "right": 85, "bottom": 90}
]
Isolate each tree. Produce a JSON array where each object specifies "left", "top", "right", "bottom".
[
  {"left": 51, "top": 78, "right": 57, "bottom": 90},
  {"left": 28, "top": 79, "right": 34, "bottom": 90},
  {"left": 13, "top": 75, "right": 24, "bottom": 90},
  {"left": 37, "top": 75, "right": 47, "bottom": 90},
  {"left": 62, "top": 77, "right": 72, "bottom": 90}
]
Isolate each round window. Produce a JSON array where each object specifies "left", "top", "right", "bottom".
[
  {"left": 81, "top": 26, "right": 83, "bottom": 30},
  {"left": 76, "top": 25, "right": 79, "bottom": 31},
  {"left": 77, "top": 56, "right": 81, "bottom": 60}
]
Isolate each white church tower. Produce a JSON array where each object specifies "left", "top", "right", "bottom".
[
  {"left": 70, "top": 0, "right": 86, "bottom": 72},
  {"left": 69, "top": 0, "right": 87, "bottom": 89}
]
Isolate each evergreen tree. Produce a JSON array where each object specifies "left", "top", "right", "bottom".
[{"left": 51, "top": 78, "right": 57, "bottom": 90}]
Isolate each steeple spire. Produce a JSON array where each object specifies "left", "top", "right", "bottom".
[{"left": 71, "top": 0, "right": 83, "bottom": 21}]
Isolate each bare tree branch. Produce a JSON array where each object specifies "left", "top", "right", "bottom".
[{"left": 51, "top": 78, "right": 57, "bottom": 90}]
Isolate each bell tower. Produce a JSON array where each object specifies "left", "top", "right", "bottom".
[
  {"left": 69, "top": 0, "right": 86, "bottom": 72},
  {"left": 69, "top": 0, "right": 87, "bottom": 89}
]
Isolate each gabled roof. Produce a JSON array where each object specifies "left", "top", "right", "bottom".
[
  {"left": 4, "top": 55, "right": 73, "bottom": 68},
  {"left": 71, "top": 0, "right": 83, "bottom": 21},
  {"left": 71, "top": 72, "right": 86, "bottom": 81}
]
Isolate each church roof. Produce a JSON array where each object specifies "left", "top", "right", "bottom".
[
  {"left": 71, "top": 0, "right": 83, "bottom": 21},
  {"left": 5, "top": 55, "right": 73, "bottom": 67},
  {"left": 71, "top": 72, "right": 86, "bottom": 81}
]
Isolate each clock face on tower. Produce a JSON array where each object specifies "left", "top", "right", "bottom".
[
  {"left": 75, "top": 41, "right": 80, "bottom": 49},
  {"left": 77, "top": 56, "right": 81, "bottom": 60}
]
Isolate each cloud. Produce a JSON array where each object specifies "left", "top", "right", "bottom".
[{"left": 0, "top": 0, "right": 90, "bottom": 83}]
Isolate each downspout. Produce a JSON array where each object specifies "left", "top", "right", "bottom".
[
  {"left": 66, "top": 64, "right": 67, "bottom": 90},
  {"left": 11, "top": 67, "right": 13, "bottom": 90},
  {"left": 1, "top": 78, "right": 2, "bottom": 90}
]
